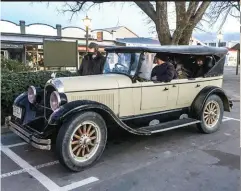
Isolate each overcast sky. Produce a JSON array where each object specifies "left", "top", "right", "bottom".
[{"left": 1, "top": 2, "right": 240, "bottom": 37}]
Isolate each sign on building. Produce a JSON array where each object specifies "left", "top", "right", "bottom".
[{"left": 43, "top": 40, "right": 78, "bottom": 68}]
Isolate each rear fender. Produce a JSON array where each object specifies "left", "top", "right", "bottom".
[{"left": 191, "top": 86, "right": 232, "bottom": 119}]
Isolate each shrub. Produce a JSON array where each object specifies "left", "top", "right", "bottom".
[
  {"left": 1, "top": 58, "right": 32, "bottom": 72},
  {"left": 1, "top": 70, "right": 78, "bottom": 124}
]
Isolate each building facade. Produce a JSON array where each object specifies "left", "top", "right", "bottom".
[{"left": 0, "top": 20, "right": 138, "bottom": 65}]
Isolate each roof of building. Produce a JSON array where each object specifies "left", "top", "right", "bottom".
[
  {"left": 231, "top": 43, "right": 240, "bottom": 50},
  {"left": 93, "top": 26, "right": 139, "bottom": 37},
  {"left": 193, "top": 32, "right": 240, "bottom": 42}
]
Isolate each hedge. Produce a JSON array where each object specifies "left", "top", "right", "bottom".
[
  {"left": 1, "top": 70, "right": 78, "bottom": 124},
  {"left": 1, "top": 57, "right": 32, "bottom": 72}
]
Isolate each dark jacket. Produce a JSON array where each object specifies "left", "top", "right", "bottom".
[
  {"left": 78, "top": 52, "right": 105, "bottom": 76},
  {"left": 151, "top": 62, "right": 177, "bottom": 82},
  {"left": 192, "top": 65, "right": 205, "bottom": 78}
]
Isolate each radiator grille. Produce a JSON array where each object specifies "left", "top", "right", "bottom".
[{"left": 71, "top": 94, "right": 114, "bottom": 110}]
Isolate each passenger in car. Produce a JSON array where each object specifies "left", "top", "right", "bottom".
[
  {"left": 151, "top": 53, "right": 177, "bottom": 82},
  {"left": 192, "top": 56, "right": 206, "bottom": 78}
]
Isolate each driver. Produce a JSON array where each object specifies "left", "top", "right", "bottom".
[{"left": 151, "top": 53, "right": 177, "bottom": 82}]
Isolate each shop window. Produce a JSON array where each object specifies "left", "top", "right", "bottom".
[
  {"left": 25, "top": 45, "right": 44, "bottom": 69},
  {"left": 209, "top": 43, "right": 216, "bottom": 47}
]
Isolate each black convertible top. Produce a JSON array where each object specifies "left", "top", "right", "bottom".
[{"left": 105, "top": 45, "right": 228, "bottom": 56}]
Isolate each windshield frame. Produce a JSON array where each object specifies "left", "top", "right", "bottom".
[{"left": 103, "top": 51, "right": 143, "bottom": 79}]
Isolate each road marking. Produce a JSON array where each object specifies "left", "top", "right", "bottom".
[
  {"left": 0, "top": 160, "right": 59, "bottom": 178},
  {"left": 223, "top": 116, "right": 240, "bottom": 122},
  {"left": 0, "top": 145, "right": 60, "bottom": 191},
  {"left": 60, "top": 177, "right": 99, "bottom": 191},
  {"left": 0, "top": 146, "right": 99, "bottom": 190},
  {"left": 5, "top": 142, "right": 27, "bottom": 148},
  {"left": 222, "top": 118, "right": 232, "bottom": 122}
]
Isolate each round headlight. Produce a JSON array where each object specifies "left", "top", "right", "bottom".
[
  {"left": 28, "top": 86, "right": 36, "bottom": 104},
  {"left": 50, "top": 91, "right": 61, "bottom": 111}
]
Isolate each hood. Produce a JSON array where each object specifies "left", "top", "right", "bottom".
[{"left": 50, "top": 74, "right": 132, "bottom": 93}]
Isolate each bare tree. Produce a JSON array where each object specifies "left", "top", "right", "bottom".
[
  {"left": 206, "top": 1, "right": 240, "bottom": 32},
  {"left": 61, "top": 1, "right": 211, "bottom": 45}
]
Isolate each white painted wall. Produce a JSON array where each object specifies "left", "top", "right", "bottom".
[
  {"left": 227, "top": 50, "right": 238, "bottom": 66},
  {"left": 0, "top": 20, "right": 20, "bottom": 33},
  {"left": 62, "top": 27, "right": 86, "bottom": 38},
  {"left": 26, "top": 24, "right": 57, "bottom": 36}
]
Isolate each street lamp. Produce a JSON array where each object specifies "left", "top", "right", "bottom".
[
  {"left": 83, "top": 15, "right": 91, "bottom": 53},
  {"left": 217, "top": 31, "right": 223, "bottom": 47}
]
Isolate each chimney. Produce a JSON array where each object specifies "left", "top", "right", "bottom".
[
  {"left": 56, "top": 24, "right": 62, "bottom": 37},
  {"left": 19, "top": 20, "right": 26, "bottom": 34}
]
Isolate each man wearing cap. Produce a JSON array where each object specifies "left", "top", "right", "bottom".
[
  {"left": 151, "top": 53, "right": 177, "bottom": 82},
  {"left": 78, "top": 42, "right": 105, "bottom": 76}
]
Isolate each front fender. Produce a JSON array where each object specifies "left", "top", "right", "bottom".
[
  {"left": 48, "top": 100, "right": 150, "bottom": 135},
  {"left": 13, "top": 88, "right": 45, "bottom": 125},
  {"left": 12, "top": 92, "right": 34, "bottom": 125},
  {"left": 191, "top": 85, "right": 232, "bottom": 119}
]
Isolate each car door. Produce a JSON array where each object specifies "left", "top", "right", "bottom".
[
  {"left": 176, "top": 78, "right": 208, "bottom": 108},
  {"left": 140, "top": 81, "right": 170, "bottom": 114}
]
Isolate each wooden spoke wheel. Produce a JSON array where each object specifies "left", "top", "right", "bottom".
[
  {"left": 196, "top": 94, "right": 224, "bottom": 134},
  {"left": 56, "top": 112, "right": 107, "bottom": 172},
  {"left": 203, "top": 100, "right": 220, "bottom": 128},
  {"left": 70, "top": 122, "right": 101, "bottom": 162}
]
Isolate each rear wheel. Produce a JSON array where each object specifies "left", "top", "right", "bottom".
[
  {"left": 56, "top": 112, "right": 107, "bottom": 171},
  {"left": 197, "top": 94, "right": 224, "bottom": 134}
]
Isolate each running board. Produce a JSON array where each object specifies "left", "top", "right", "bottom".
[{"left": 138, "top": 118, "right": 200, "bottom": 134}]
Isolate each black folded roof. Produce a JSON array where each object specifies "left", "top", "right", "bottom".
[{"left": 105, "top": 45, "right": 228, "bottom": 56}]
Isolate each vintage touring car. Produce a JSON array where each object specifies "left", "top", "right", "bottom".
[{"left": 8, "top": 45, "right": 233, "bottom": 171}]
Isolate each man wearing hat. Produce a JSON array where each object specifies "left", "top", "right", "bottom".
[
  {"left": 78, "top": 42, "right": 105, "bottom": 76},
  {"left": 151, "top": 53, "right": 177, "bottom": 82}
]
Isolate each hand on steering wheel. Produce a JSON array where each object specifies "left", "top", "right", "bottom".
[{"left": 114, "top": 63, "right": 128, "bottom": 71}]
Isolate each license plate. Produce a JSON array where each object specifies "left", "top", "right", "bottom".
[{"left": 13, "top": 105, "right": 22, "bottom": 119}]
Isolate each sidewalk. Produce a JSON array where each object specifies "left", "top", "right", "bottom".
[{"left": 223, "top": 66, "right": 240, "bottom": 101}]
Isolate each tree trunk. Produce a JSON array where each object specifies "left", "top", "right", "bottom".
[
  {"left": 156, "top": 1, "right": 172, "bottom": 45},
  {"left": 178, "top": 24, "right": 195, "bottom": 45}
]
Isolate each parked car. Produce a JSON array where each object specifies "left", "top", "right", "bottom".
[{"left": 7, "top": 45, "right": 233, "bottom": 171}]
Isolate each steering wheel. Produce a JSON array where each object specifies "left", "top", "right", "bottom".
[{"left": 114, "top": 63, "right": 129, "bottom": 72}]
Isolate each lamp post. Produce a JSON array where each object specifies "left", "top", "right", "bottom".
[
  {"left": 217, "top": 31, "right": 223, "bottom": 47},
  {"left": 83, "top": 15, "right": 91, "bottom": 53}
]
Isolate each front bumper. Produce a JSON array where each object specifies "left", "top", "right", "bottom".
[{"left": 7, "top": 119, "right": 51, "bottom": 150}]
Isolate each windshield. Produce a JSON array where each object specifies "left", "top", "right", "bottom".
[{"left": 103, "top": 52, "right": 140, "bottom": 76}]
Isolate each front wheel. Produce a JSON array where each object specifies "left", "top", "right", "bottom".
[
  {"left": 197, "top": 94, "right": 224, "bottom": 134},
  {"left": 56, "top": 112, "right": 107, "bottom": 171}
]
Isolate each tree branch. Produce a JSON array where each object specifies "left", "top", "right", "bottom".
[
  {"left": 192, "top": 2, "right": 211, "bottom": 25},
  {"left": 186, "top": 1, "right": 199, "bottom": 21},
  {"left": 134, "top": 1, "right": 156, "bottom": 22}
]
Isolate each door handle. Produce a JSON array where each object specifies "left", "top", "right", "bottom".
[
  {"left": 196, "top": 84, "right": 200, "bottom": 88},
  {"left": 173, "top": 85, "right": 176, "bottom": 87},
  {"left": 164, "top": 87, "right": 169, "bottom": 91}
]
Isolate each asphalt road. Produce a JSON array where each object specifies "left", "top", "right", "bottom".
[{"left": 1, "top": 66, "right": 240, "bottom": 191}]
